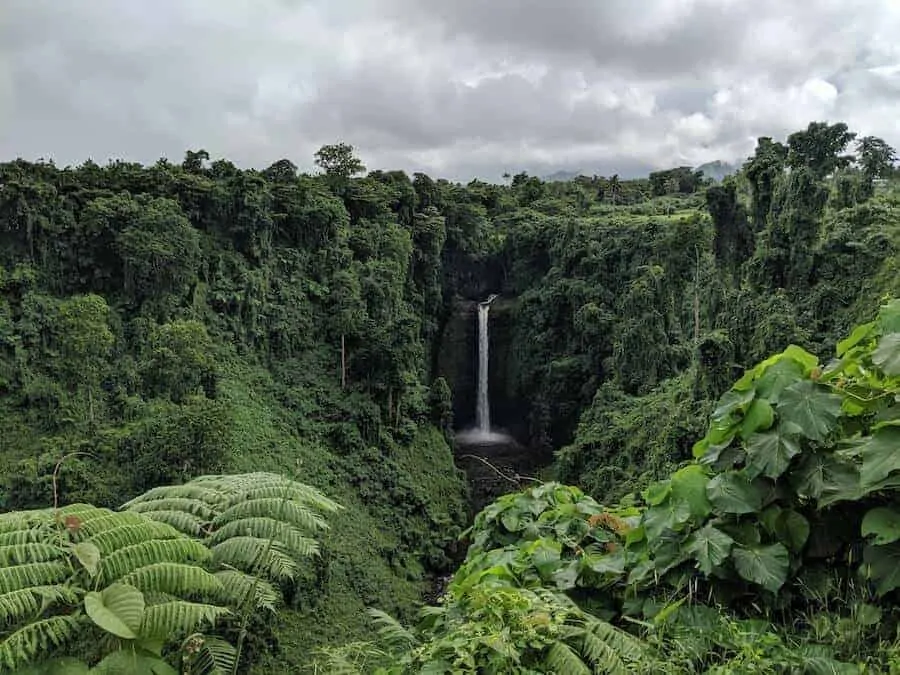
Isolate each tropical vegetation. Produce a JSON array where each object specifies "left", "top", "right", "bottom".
[{"left": 0, "top": 119, "right": 899, "bottom": 671}]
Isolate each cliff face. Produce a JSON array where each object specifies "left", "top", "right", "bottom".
[{"left": 434, "top": 298, "right": 527, "bottom": 441}]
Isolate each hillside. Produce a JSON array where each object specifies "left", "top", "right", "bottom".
[{"left": 1, "top": 121, "right": 900, "bottom": 672}]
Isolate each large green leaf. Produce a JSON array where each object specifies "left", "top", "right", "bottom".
[
  {"left": 739, "top": 399, "right": 775, "bottom": 440},
  {"left": 84, "top": 583, "right": 145, "bottom": 640},
  {"left": 711, "top": 388, "right": 755, "bottom": 422},
  {"left": 670, "top": 465, "right": 711, "bottom": 519},
  {"left": 776, "top": 380, "right": 842, "bottom": 442},
  {"left": 861, "top": 543, "right": 900, "bottom": 596},
  {"left": 706, "top": 472, "right": 764, "bottom": 515},
  {"left": 861, "top": 507, "right": 900, "bottom": 545},
  {"left": 90, "top": 648, "right": 178, "bottom": 675},
  {"left": 73, "top": 542, "right": 101, "bottom": 578},
  {"left": 879, "top": 300, "right": 900, "bottom": 333},
  {"left": 686, "top": 525, "right": 734, "bottom": 575},
  {"left": 837, "top": 321, "right": 875, "bottom": 357},
  {"left": 774, "top": 509, "right": 810, "bottom": 553},
  {"left": 858, "top": 427, "right": 900, "bottom": 489},
  {"left": 753, "top": 359, "right": 805, "bottom": 405},
  {"left": 745, "top": 429, "right": 801, "bottom": 479},
  {"left": 642, "top": 499, "right": 692, "bottom": 540},
  {"left": 791, "top": 451, "right": 861, "bottom": 507},
  {"left": 873, "top": 333, "right": 900, "bottom": 376},
  {"left": 781, "top": 345, "right": 819, "bottom": 373},
  {"left": 731, "top": 543, "right": 789, "bottom": 592}
]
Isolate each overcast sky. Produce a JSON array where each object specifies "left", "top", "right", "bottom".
[{"left": 1, "top": 1, "right": 898, "bottom": 181}]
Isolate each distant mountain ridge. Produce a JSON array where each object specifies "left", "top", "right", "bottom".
[
  {"left": 694, "top": 160, "right": 739, "bottom": 182},
  {"left": 541, "top": 160, "right": 740, "bottom": 183}
]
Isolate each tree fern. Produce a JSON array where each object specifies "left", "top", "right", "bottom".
[
  {"left": 212, "top": 497, "right": 329, "bottom": 533},
  {"left": 0, "top": 472, "right": 339, "bottom": 672},
  {"left": 0, "top": 543, "right": 63, "bottom": 566},
  {"left": 120, "top": 563, "right": 224, "bottom": 598},
  {"left": 128, "top": 497, "right": 218, "bottom": 520},
  {"left": 139, "top": 601, "right": 230, "bottom": 639},
  {"left": 181, "top": 634, "right": 237, "bottom": 675},
  {"left": 212, "top": 570, "right": 280, "bottom": 612},
  {"left": 87, "top": 521, "right": 184, "bottom": 556},
  {"left": 0, "top": 561, "right": 69, "bottom": 593},
  {"left": 99, "top": 538, "right": 210, "bottom": 584},
  {"left": 544, "top": 641, "right": 592, "bottom": 675},
  {"left": 210, "top": 537, "right": 298, "bottom": 580},
  {"left": 208, "top": 517, "right": 320, "bottom": 555},
  {"left": 0, "top": 615, "right": 84, "bottom": 671},
  {"left": 0, "top": 586, "right": 79, "bottom": 626}
]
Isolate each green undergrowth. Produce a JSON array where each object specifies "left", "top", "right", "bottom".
[
  {"left": 209, "top": 359, "right": 468, "bottom": 671},
  {"left": 322, "top": 297, "right": 900, "bottom": 673}
]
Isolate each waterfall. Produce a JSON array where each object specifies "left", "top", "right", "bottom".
[{"left": 476, "top": 294, "right": 498, "bottom": 433}]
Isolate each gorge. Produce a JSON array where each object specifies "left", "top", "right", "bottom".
[{"left": 1, "top": 120, "right": 899, "bottom": 672}]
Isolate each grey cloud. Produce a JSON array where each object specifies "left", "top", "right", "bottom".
[{"left": 1, "top": 0, "right": 899, "bottom": 180}]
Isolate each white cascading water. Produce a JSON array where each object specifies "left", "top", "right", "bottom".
[
  {"left": 475, "top": 297, "right": 495, "bottom": 432},
  {"left": 456, "top": 293, "right": 514, "bottom": 446}
]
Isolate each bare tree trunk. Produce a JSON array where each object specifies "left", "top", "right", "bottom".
[
  {"left": 340, "top": 334, "right": 346, "bottom": 389},
  {"left": 693, "top": 246, "right": 701, "bottom": 341},
  {"left": 387, "top": 387, "right": 393, "bottom": 423}
]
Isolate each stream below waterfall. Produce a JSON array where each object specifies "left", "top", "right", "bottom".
[{"left": 452, "top": 294, "right": 551, "bottom": 514}]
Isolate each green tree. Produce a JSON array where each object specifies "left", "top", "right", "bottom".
[
  {"left": 786, "top": 121, "right": 856, "bottom": 179},
  {"left": 314, "top": 142, "right": 366, "bottom": 189}
]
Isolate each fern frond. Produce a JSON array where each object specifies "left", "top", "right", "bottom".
[
  {"left": 100, "top": 539, "right": 210, "bottom": 584},
  {"left": 241, "top": 485, "right": 341, "bottom": 514},
  {"left": 0, "top": 514, "right": 45, "bottom": 536},
  {"left": 76, "top": 512, "right": 148, "bottom": 538},
  {"left": 122, "top": 485, "right": 225, "bottom": 510},
  {"left": 120, "top": 563, "right": 224, "bottom": 598},
  {"left": 545, "top": 641, "right": 592, "bottom": 675},
  {"left": 212, "top": 570, "right": 281, "bottom": 612},
  {"left": 0, "top": 562, "right": 69, "bottom": 594},
  {"left": 182, "top": 634, "right": 236, "bottom": 675},
  {"left": 139, "top": 601, "right": 230, "bottom": 639},
  {"left": 87, "top": 521, "right": 183, "bottom": 556},
  {"left": 142, "top": 591, "right": 182, "bottom": 606},
  {"left": 579, "top": 617, "right": 647, "bottom": 666},
  {"left": 313, "top": 642, "right": 392, "bottom": 675},
  {"left": 209, "top": 538, "right": 297, "bottom": 581},
  {"left": 189, "top": 473, "right": 340, "bottom": 513},
  {"left": 208, "top": 517, "right": 319, "bottom": 557},
  {"left": 0, "top": 614, "right": 83, "bottom": 671},
  {"left": 128, "top": 498, "right": 217, "bottom": 520},
  {"left": 0, "top": 586, "right": 79, "bottom": 627},
  {"left": 134, "top": 510, "right": 207, "bottom": 537},
  {"left": 212, "top": 498, "right": 327, "bottom": 534},
  {"left": 55, "top": 504, "right": 111, "bottom": 522},
  {"left": 0, "top": 543, "right": 65, "bottom": 566},
  {"left": 0, "top": 530, "right": 50, "bottom": 547},
  {"left": 366, "top": 608, "right": 416, "bottom": 651}
]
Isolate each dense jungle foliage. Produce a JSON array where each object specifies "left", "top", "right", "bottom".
[{"left": 1, "top": 120, "right": 899, "bottom": 671}]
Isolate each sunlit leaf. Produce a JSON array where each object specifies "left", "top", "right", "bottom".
[
  {"left": 84, "top": 583, "right": 145, "bottom": 640},
  {"left": 739, "top": 399, "right": 775, "bottom": 439}
]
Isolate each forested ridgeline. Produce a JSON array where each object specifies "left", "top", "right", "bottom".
[{"left": 0, "top": 121, "right": 898, "bottom": 672}]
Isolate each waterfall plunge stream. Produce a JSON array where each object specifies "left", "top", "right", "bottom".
[
  {"left": 457, "top": 294, "right": 510, "bottom": 445},
  {"left": 475, "top": 295, "right": 495, "bottom": 432}
]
